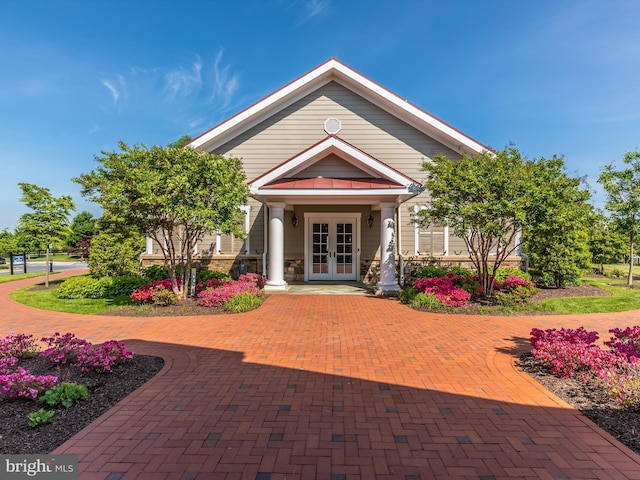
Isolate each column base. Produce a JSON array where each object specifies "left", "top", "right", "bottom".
[
  {"left": 375, "top": 282, "right": 401, "bottom": 296},
  {"left": 265, "top": 281, "right": 289, "bottom": 292}
]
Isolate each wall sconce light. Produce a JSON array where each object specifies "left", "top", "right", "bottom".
[
  {"left": 367, "top": 213, "right": 374, "bottom": 229},
  {"left": 291, "top": 213, "right": 298, "bottom": 228}
]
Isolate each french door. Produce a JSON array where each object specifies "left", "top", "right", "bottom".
[{"left": 306, "top": 214, "right": 359, "bottom": 281}]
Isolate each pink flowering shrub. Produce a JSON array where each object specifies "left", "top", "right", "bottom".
[
  {"left": 77, "top": 340, "right": 133, "bottom": 373},
  {"left": 41, "top": 332, "right": 90, "bottom": 365},
  {"left": 494, "top": 275, "right": 537, "bottom": 305},
  {"left": 412, "top": 273, "right": 472, "bottom": 307},
  {"left": 0, "top": 368, "right": 58, "bottom": 399},
  {"left": 195, "top": 278, "right": 226, "bottom": 295},
  {"left": 601, "top": 361, "right": 640, "bottom": 409},
  {"left": 0, "top": 333, "right": 40, "bottom": 358},
  {"left": 0, "top": 332, "right": 134, "bottom": 400},
  {"left": 0, "top": 356, "right": 18, "bottom": 375},
  {"left": 530, "top": 327, "right": 626, "bottom": 379},
  {"left": 131, "top": 277, "right": 181, "bottom": 304},
  {"left": 197, "top": 273, "right": 264, "bottom": 308},
  {"left": 605, "top": 326, "right": 640, "bottom": 360}
]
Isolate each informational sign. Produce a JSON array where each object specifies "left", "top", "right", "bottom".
[{"left": 10, "top": 252, "right": 27, "bottom": 275}]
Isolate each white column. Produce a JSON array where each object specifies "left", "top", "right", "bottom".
[
  {"left": 377, "top": 202, "right": 400, "bottom": 293},
  {"left": 145, "top": 237, "right": 153, "bottom": 254},
  {"left": 265, "top": 202, "right": 288, "bottom": 290}
]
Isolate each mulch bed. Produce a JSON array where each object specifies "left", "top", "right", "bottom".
[
  {"left": 0, "top": 354, "right": 164, "bottom": 454},
  {"left": 519, "top": 353, "right": 640, "bottom": 455},
  {"left": 103, "top": 297, "right": 226, "bottom": 316}
]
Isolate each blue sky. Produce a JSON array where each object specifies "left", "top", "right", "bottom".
[{"left": 1, "top": 0, "right": 639, "bottom": 231}]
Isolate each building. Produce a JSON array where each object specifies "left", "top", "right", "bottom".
[{"left": 143, "top": 58, "right": 521, "bottom": 293}]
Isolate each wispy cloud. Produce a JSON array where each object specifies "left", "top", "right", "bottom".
[
  {"left": 300, "top": 0, "right": 329, "bottom": 23},
  {"left": 96, "top": 49, "right": 240, "bottom": 131},
  {"left": 101, "top": 74, "right": 127, "bottom": 108},
  {"left": 164, "top": 56, "right": 203, "bottom": 99},
  {"left": 207, "top": 49, "right": 239, "bottom": 110}
]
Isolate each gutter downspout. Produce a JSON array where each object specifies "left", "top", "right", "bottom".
[
  {"left": 398, "top": 206, "right": 404, "bottom": 286},
  {"left": 262, "top": 205, "right": 268, "bottom": 278}
]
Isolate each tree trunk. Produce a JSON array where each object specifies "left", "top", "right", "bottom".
[
  {"left": 45, "top": 246, "right": 50, "bottom": 288},
  {"left": 629, "top": 231, "right": 635, "bottom": 287}
]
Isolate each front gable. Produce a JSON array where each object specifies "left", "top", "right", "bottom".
[
  {"left": 188, "top": 57, "right": 488, "bottom": 158},
  {"left": 248, "top": 135, "right": 421, "bottom": 205}
]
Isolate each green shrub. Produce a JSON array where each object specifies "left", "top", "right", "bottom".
[
  {"left": 398, "top": 287, "right": 419, "bottom": 304},
  {"left": 28, "top": 408, "right": 55, "bottom": 428},
  {"left": 223, "top": 293, "right": 263, "bottom": 313},
  {"left": 612, "top": 268, "right": 624, "bottom": 278},
  {"left": 197, "top": 269, "right": 231, "bottom": 283},
  {"left": 151, "top": 288, "right": 178, "bottom": 306},
  {"left": 142, "top": 265, "right": 169, "bottom": 281},
  {"left": 449, "top": 266, "right": 473, "bottom": 277},
  {"left": 411, "top": 292, "right": 444, "bottom": 310},
  {"left": 104, "top": 276, "right": 147, "bottom": 297},
  {"left": 89, "top": 230, "right": 145, "bottom": 278},
  {"left": 40, "top": 382, "right": 88, "bottom": 408},
  {"left": 56, "top": 276, "right": 110, "bottom": 299},
  {"left": 495, "top": 291, "right": 523, "bottom": 307},
  {"left": 416, "top": 265, "right": 446, "bottom": 278}
]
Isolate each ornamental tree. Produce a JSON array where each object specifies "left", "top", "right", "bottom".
[
  {"left": 415, "top": 146, "right": 591, "bottom": 297},
  {"left": 74, "top": 142, "right": 249, "bottom": 299},
  {"left": 17, "top": 183, "right": 75, "bottom": 286},
  {"left": 588, "top": 212, "right": 627, "bottom": 274},
  {"left": 598, "top": 151, "right": 640, "bottom": 286}
]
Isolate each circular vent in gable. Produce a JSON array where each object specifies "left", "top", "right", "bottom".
[{"left": 324, "top": 118, "right": 341, "bottom": 135}]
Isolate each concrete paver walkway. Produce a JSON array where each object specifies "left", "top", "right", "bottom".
[{"left": 2, "top": 270, "right": 640, "bottom": 479}]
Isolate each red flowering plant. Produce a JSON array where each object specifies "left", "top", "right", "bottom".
[
  {"left": 77, "top": 340, "right": 133, "bottom": 373},
  {"left": 131, "top": 277, "right": 181, "bottom": 304},
  {"left": 0, "top": 333, "right": 40, "bottom": 359},
  {"left": 412, "top": 272, "right": 478, "bottom": 307},
  {"left": 530, "top": 327, "right": 623, "bottom": 379},
  {"left": 197, "top": 273, "right": 264, "bottom": 308},
  {"left": 41, "top": 332, "right": 91, "bottom": 365},
  {"left": 605, "top": 326, "right": 640, "bottom": 361}
]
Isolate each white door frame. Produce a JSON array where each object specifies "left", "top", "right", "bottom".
[{"left": 304, "top": 212, "right": 361, "bottom": 281}]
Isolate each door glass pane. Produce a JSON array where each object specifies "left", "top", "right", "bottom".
[
  {"left": 335, "top": 222, "right": 353, "bottom": 276},
  {"left": 312, "top": 223, "right": 329, "bottom": 274}
]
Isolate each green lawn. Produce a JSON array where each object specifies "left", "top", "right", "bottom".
[
  {"left": 0, "top": 272, "right": 52, "bottom": 284},
  {"left": 598, "top": 264, "right": 640, "bottom": 276},
  {"left": 536, "top": 277, "right": 640, "bottom": 314},
  {"left": 9, "top": 280, "right": 132, "bottom": 315}
]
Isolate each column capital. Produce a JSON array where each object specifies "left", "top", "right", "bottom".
[{"left": 267, "top": 202, "right": 286, "bottom": 210}]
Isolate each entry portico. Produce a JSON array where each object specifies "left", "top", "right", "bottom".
[{"left": 249, "top": 134, "right": 422, "bottom": 292}]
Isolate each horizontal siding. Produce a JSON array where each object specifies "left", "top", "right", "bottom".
[
  {"left": 204, "top": 81, "right": 466, "bottom": 258},
  {"left": 213, "top": 81, "right": 460, "bottom": 183},
  {"left": 293, "top": 153, "right": 372, "bottom": 178}
]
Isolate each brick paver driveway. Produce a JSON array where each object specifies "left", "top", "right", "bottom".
[{"left": 3, "top": 269, "right": 640, "bottom": 479}]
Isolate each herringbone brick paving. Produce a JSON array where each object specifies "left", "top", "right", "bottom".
[{"left": 3, "top": 269, "right": 640, "bottom": 479}]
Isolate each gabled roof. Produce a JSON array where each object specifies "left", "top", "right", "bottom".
[
  {"left": 248, "top": 135, "right": 422, "bottom": 205},
  {"left": 249, "top": 135, "right": 420, "bottom": 190},
  {"left": 188, "top": 57, "right": 489, "bottom": 155}
]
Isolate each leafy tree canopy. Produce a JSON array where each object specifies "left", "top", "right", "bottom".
[
  {"left": 16, "top": 183, "right": 75, "bottom": 252},
  {"left": 74, "top": 142, "right": 249, "bottom": 298},
  {"left": 588, "top": 212, "right": 627, "bottom": 273},
  {"left": 66, "top": 211, "right": 97, "bottom": 249},
  {"left": 416, "top": 146, "right": 591, "bottom": 295},
  {"left": 598, "top": 150, "right": 640, "bottom": 286}
]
